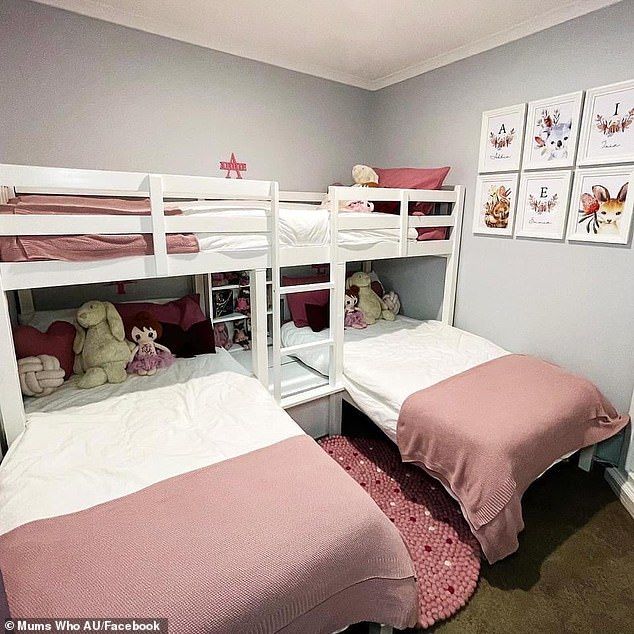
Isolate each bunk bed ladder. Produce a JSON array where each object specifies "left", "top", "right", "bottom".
[{"left": 270, "top": 186, "right": 344, "bottom": 409}]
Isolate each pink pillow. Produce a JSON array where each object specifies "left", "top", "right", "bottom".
[
  {"left": 373, "top": 166, "right": 451, "bottom": 240},
  {"left": 282, "top": 274, "right": 329, "bottom": 328},
  {"left": 13, "top": 321, "right": 76, "bottom": 379},
  {"left": 115, "top": 294, "right": 205, "bottom": 333}
]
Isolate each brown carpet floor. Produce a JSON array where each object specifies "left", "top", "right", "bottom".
[{"left": 342, "top": 404, "right": 634, "bottom": 634}]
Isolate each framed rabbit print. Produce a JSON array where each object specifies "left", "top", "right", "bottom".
[
  {"left": 566, "top": 166, "right": 633, "bottom": 244},
  {"left": 522, "top": 92, "right": 583, "bottom": 170},
  {"left": 578, "top": 79, "right": 634, "bottom": 166},
  {"left": 472, "top": 173, "right": 519, "bottom": 236},
  {"left": 478, "top": 104, "right": 526, "bottom": 173},
  {"left": 515, "top": 170, "right": 572, "bottom": 240}
]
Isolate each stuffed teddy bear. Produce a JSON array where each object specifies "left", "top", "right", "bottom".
[
  {"left": 344, "top": 286, "right": 367, "bottom": 329},
  {"left": 346, "top": 272, "right": 396, "bottom": 325},
  {"left": 352, "top": 165, "right": 379, "bottom": 187},
  {"left": 18, "top": 354, "right": 65, "bottom": 397},
  {"left": 73, "top": 300, "right": 134, "bottom": 389},
  {"left": 127, "top": 311, "right": 175, "bottom": 376}
]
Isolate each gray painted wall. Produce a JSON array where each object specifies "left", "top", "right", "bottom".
[
  {"left": 0, "top": 0, "right": 371, "bottom": 190},
  {"left": 371, "top": 1, "right": 634, "bottom": 423}
]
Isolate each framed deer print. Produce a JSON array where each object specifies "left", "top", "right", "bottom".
[
  {"left": 472, "top": 173, "right": 518, "bottom": 236},
  {"left": 478, "top": 104, "right": 527, "bottom": 173},
  {"left": 515, "top": 170, "right": 572, "bottom": 240},
  {"left": 522, "top": 92, "right": 583, "bottom": 170},
  {"left": 566, "top": 166, "right": 633, "bottom": 244},
  {"left": 578, "top": 79, "right": 634, "bottom": 166}
]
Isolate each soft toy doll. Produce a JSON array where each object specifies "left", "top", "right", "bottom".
[
  {"left": 346, "top": 272, "right": 396, "bottom": 325},
  {"left": 343, "top": 200, "right": 374, "bottom": 212},
  {"left": 74, "top": 300, "right": 134, "bottom": 388},
  {"left": 344, "top": 286, "right": 367, "bottom": 329},
  {"left": 126, "top": 311, "right": 175, "bottom": 376},
  {"left": 382, "top": 290, "right": 401, "bottom": 316},
  {"left": 352, "top": 165, "right": 379, "bottom": 187},
  {"left": 213, "top": 323, "right": 231, "bottom": 350},
  {"left": 233, "top": 324, "right": 251, "bottom": 350}
]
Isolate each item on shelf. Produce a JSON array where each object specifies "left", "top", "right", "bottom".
[
  {"left": 214, "top": 289, "right": 234, "bottom": 318},
  {"left": 73, "top": 301, "right": 132, "bottom": 389},
  {"left": 382, "top": 291, "right": 401, "bottom": 315},
  {"left": 212, "top": 273, "right": 228, "bottom": 286},
  {"left": 126, "top": 312, "right": 175, "bottom": 376},
  {"left": 18, "top": 354, "right": 65, "bottom": 397},
  {"left": 235, "top": 288, "right": 251, "bottom": 316},
  {"left": 343, "top": 287, "right": 367, "bottom": 330},
  {"left": 238, "top": 270, "right": 250, "bottom": 286},
  {"left": 213, "top": 323, "right": 231, "bottom": 350},
  {"left": 233, "top": 324, "right": 251, "bottom": 350},
  {"left": 346, "top": 272, "right": 395, "bottom": 325}
]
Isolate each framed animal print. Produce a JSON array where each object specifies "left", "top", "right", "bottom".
[
  {"left": 472, "top": 173, "right": 519, "bottom": 236},
  {"left": 478, "top": 104, "right": 527, "bottom": 173},
  {"left": 566, "top": 166, "right": 633, "bottom": 244},
  {"left": 515, "top": 170, "right": 572, "bottom": 240},
  {"left": 578, "top": 79, "right": 634, "bottom": 166},
  {"left": 522, "top": 92, "right": 583, "bottom": 170}
]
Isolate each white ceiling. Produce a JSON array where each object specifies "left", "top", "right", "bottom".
[{"left": 36, "top": 0, "right": 620, "bottom": 90}]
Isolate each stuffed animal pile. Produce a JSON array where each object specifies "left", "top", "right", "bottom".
[
  {"left": 325, "top": 164, "right": 380, "bottom": 212},
  {"left": 345, "top": 272, "right": 397, "bottom": 325}
]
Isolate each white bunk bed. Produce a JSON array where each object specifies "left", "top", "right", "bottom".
[{"left": 0, "top": 162, "right": 465, "bottom": 451}]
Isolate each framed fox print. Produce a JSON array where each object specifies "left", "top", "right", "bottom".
[
  {"left": 522, "top": 92, "right": 583, "bottom": 170},
  {"left": 472, "top": 173, "right": 518, "bottom": 236},
  {"left": 578, "top": 79, "right": 634, "bottom": 166},
  {"left": 478, "top": 104, "right": 526, "bottom": 173},
  {"left": 566, "top": 166, "right": 633, "bottom": 244},
  {"left": 515, "top": 170, "right": 572, "bottom": 240}
]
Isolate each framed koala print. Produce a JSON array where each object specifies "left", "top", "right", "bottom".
[
  {"left": 478, "top": 104, "right": 527, "bottom": 173},
  {"left": 578, "top": 79, "right": 634, "bottom": 166},
  {"left": 472, "top": 173, "right": 519, "bottom": 236},
  {"left": 522, "top": 92, "right": 583, "bottom": 170}
]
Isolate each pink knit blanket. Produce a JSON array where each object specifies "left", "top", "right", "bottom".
[
  {"left": 397, "top": 354, "right": 629, "bottom": 563},
  {"left": 0, "top": 435, "right": 417, "bottom": 633},
  {"left": 0, "top": 195, "right": 198, "bottom": 261}
]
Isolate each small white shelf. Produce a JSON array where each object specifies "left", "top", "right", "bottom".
[
  {"left": 213, "top": 311, "right": 249, "bottom": 323},
  {"left": 211, "top": 281, "right": 272, "bottom": 292}
]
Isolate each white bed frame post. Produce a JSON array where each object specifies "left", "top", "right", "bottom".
[
  {"left": 250, "top": 267, "right": 269, "bottom": 389},
  {"left": 270, "top": 181, "right": 283, "bottom": 402},
  {"left": 440, "top": 184, "right": 465, "bottom": 326},
  {"left": 148, "top": 174, "right": 168, "bottom": 278},
  {"left": 0, "top": 274, "right": 27, "bottom": 453}
]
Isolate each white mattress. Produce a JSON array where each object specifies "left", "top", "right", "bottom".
[
  {"left": 280, "top": 317, "right": 509, "bottom": 442},
  {"left": 178, "top": 201, "right": 418, "bottom": 252},
  {"left": 0, "top": 352, "right": 304, "bottom": 535}
]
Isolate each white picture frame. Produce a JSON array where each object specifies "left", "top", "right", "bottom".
[
  {"left": 478, "top": 104, "right": 527, "bottom": 173},
  {"left": 578, "top": 79, "right": 634, "bottom": 166},
  {"left": 472, "top": 173, "right": 519, "bottom": 236},
  {"left": 566, "top": 166, "right": 633, "bottom": 244},
  {"left": 522, "top": 92, "right": 583, "bottom": 170},
  {"left": 515, "top": 170, "right": 572, "bottom": 240}
]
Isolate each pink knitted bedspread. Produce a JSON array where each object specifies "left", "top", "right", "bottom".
[
  {"left": 0, "top": 435, "right": 417, "bottom": 633},
  {"left": 397, "top": 354, "right": 629, "bottom": 563}
]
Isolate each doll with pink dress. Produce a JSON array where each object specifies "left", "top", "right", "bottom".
[
  {"left": 126, "top": 311, "right": 175, "bottom": 376},
  {"left": 344, "top": 286, "right": 367, "bottom": 329}
]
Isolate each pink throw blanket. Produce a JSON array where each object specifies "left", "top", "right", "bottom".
[
  {"left": 0, "top": 436, "right": 417, "bottom": 633},
  {"left": 0, "top": 195, "right": 199, "bottom": 261},
  {"left": 397, "top": 354, "right": 629, "bottom": 563}
]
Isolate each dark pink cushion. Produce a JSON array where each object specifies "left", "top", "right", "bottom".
[
  {"left": 306, "top": 301, "right": 330, "bottom": 332},
  {"left": 115, "top": 294, "right": 205, "bottom": 333},
  {"left": 282, "top": 275, "right": 329, "bottom": 328},
  {"left": 373, "top": 166, "right": 451, "bottom": 241},
  {"left": 13, "top": 321, "right": 76, "bottom": 379}
]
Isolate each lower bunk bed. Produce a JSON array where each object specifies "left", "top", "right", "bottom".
[
  {"left": 0, "top": 349, "right": 418, "bottom": 633},
  {"left": 281, "top": 316, "right": 630, "bottom": 563}
]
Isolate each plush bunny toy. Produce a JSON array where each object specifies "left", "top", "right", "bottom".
[
  {"left": 344, "top": 286, "right": 367, "bottom": 329},
  {"left": 346, "top": 272, "right": 395, "bottom": 325},
  {"left": 74, "top": 300, "right": 134, "bottom": 389}
]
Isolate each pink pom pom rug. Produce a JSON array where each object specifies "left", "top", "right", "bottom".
[{"left": 319, "top": 435, "right": 481, "bottom": 629}]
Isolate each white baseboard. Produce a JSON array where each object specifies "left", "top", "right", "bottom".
[{"left": 605, "top": 468, "right": 634, "bottom": 519}]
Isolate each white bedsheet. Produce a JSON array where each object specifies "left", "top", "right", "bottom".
[
  {"left": 179, "top": 201, "right": 418, "bottom": 252},
  {"left": 281, "top": 317, "right": 509, "bottom": 442},
  {"left": 0, "top": 356, "right": 304, "bottom": 535}
]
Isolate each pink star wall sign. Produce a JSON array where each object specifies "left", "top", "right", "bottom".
[{"left": 219, "top": 153, "right": 247, "bottom": 179}]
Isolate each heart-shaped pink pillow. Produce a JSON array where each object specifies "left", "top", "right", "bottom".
[{"left": 13, "top": 321, "right": 76, "bottom": 379}]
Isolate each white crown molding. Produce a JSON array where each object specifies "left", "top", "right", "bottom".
[
  {"left": 34, "top": 0, "right": 622, "bottom": 92},
  {"left": 367, "top": 0, "right": 622, "bottom": 90}
]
